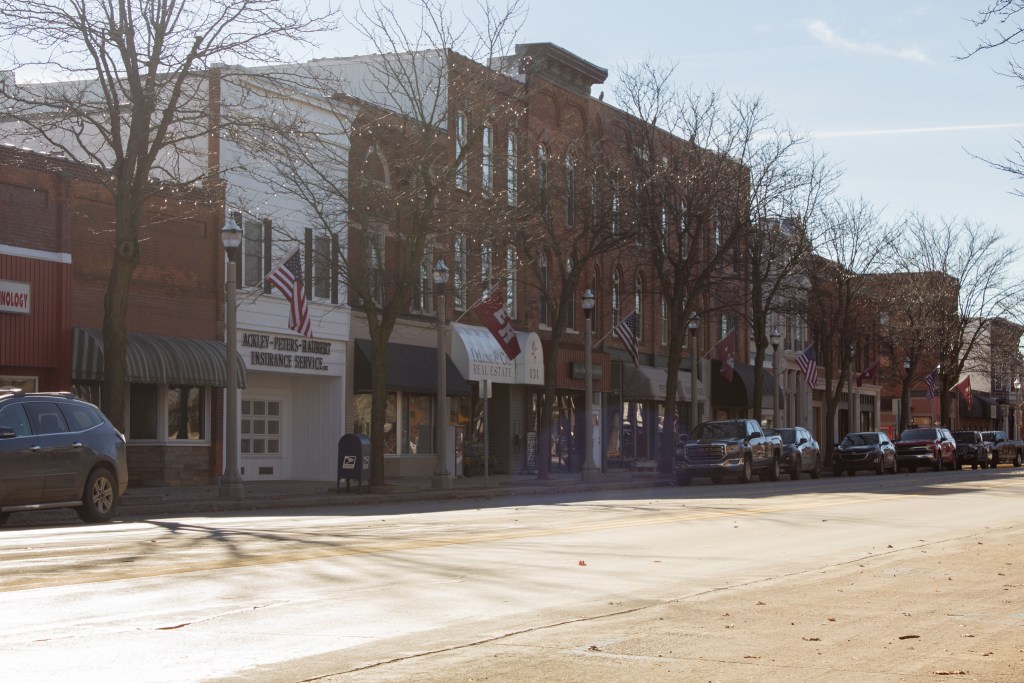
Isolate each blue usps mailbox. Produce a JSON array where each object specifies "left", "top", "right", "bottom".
[{"left": 337, "top": 433, "right": 371, "bottom": 492}]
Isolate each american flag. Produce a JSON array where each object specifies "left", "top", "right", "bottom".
[
  {"left": 924, "top": 368, "right": 938, "bottom": 400},
  {"left": 797, "top": 343, "right": 817, "bottom": 389},
  {"left": 266, "top": 248, "right": 312, "bottom": 337},
  {"left": 613, "top": 311, "right": 640, "bottom": 366}
]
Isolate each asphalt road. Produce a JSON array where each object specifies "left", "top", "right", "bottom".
[{"left": 1, "top": 468, "right": 1022, "bottom": 682}]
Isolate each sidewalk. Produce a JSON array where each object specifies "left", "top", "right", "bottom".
[{"left": 115, "top": 469, "right": 670, "bottom": 518}]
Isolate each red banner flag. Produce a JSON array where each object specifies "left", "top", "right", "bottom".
[
  {"left": 715, "top": 329, "right": 736, "bottom": 383},
  {"left": 472, "top": 294, "right": 521, "bottom": 361},
  {"left": 956, "top": 375, "right": 973, "bottom": 411},
  {"left": 856, "top": 358, "right": 880, "bottom": 387}
]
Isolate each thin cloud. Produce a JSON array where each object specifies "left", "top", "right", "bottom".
[
  {"left": 805, "top": 20, "right": 930, "bottom": 63},
  {"left": 814, "top": 123, "right": 1024, "bottom": 139}
]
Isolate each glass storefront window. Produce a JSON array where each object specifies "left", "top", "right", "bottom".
[
  {"left": 129, "top": 384, "right": 159, "bottom": 440},
  {"left": 404, "top": 394, "right": 434, "bottom": 454},
  {"left": 353, "top": 393, "right": 397, "bottom": 454},
  {"left": 167, "top": 385, "right": 206, "bottom": 440}
]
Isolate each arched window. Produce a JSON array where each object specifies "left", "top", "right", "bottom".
[
  {"left": 480, "top": 241, "right": 493, "bottom": 296},
  {"left": 506, "top": 132, "right": 518, "bottom": 206},
  {"left": 565, "top": 155, "right": 575, "bottom": 228},
  {"left": 566, "top": 257, "right": 576, "bottom": 331},
  {"left": 455, "top": 112, "right": 468, "bottom": 190},
  {"left": 611, "top": 269, "right": 621, "bottom": 326},
  {"left": 505, "top": 247, "right": 517, "bottom": 318},
  {"left": 660, "top": 296, "right": 669, "bottom": 346},
  {"left": 634, "top": 273, "right": 644, "bottom": 342},
  {"left": 453, "top": 234, "right": 468, "bottom": 309},
  {"left": 482, "top": 124, "right": 493, "bottom": 195},
  {"left": 539, "top": 253, "right": 549, "bottom": 326},
  {"left": 538, "top": 145, "right": 548, "bottom": 214}
]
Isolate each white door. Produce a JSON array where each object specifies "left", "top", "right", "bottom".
[{"left": 241, "top": 398, "right": 284, "bottom": 479}]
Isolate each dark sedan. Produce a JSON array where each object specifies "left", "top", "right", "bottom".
[{"left": 833, "top": 431, "right": 898, "bottom": 476}]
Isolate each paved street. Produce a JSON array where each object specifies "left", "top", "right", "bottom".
[{"left": 1, "top": 468, "right": 1022, "bottom": 682}]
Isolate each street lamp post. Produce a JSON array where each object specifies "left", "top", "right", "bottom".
[
  {"left": 433, "top": 260, "right": 452, "bottom": 490},
  {"left": 1013, "top": 377, "right": 1022, "bottom": 440},
  {"left": 900, "top": 356, "right": 911, "bottom": 435},
  {"left": 847, "top": 345, "right": 855, "bottom": 436},
  {"left": 581, "top": 289, "right": 598, "bottom": 482},
  {"left": 220, "top": 211, "right": 244, "bottom": 499},
  {"left": 770, "top": 327, "right": 781, "bottom": 428},
  {"left": 688, "top": 312, "right": 700, "bottom": 430}
]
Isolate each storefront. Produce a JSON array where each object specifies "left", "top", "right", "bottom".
[
  {"left": 237, "top": 328, "right": 346, "bottom": 481},
  {"left": 540, "top": 340, "right": 611, "bottom": 474},
  {"left": 351, "top": 338, "right": 470, "bottom": 477},
  {"left": 612, "top": 362, "right": 707, "bottom": 468},
  {"left": 450, "top": 324, "right": 544, "bottom": 475},
  {"left": 71, "top": 327, "right": 245, "bottom": 486}
]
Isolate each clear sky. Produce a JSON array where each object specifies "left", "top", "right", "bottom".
[{"left": 316, "top": 1, "right": 1024, "bottom": 245}]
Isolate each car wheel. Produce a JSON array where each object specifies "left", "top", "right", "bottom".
[
  {"left": 972, "top": 460, "right": 978, "bottom": 470},
  {"left": 738, "top": 457, "right": 753, "bottom": 483},
  {"left": 790, "top": 455, "right": 802, "bottom": 480},
  {"left": 76, "top": 468, "right": 118, "bottom": 523},
  {"left": 932, "top": 459, "right": 941, "bottom": 472},
  {"left": 875, "top": 457, "right": 884, "bottom": 475},
  {"left": 847, "top": 468, "right": 857, "bottom": 477},
  {"left": 675, "top": 472, "right": 692, "bottom": 486},
  {"left": 980, "top": 458, "right": 988, "bottom": 469},
  {"left": 809, "top": 454, "right": 822, "bottom": 479},
  {"left": 709, "top": 472, "right": 725, "bottom": 485},
  {"left": 765, "top": 456, "right": 781, "bottom": 482},
  {"left": 1015, "top": 452, "right": 1022, "bottom": 467}
]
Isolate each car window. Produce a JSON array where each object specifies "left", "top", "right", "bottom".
[
  {"left": 900, "top": 429, "right": 937, "bottom": 441},
  {"left": 24, "top": 402, "right": 70, "bottom": 435},
  {"left": 0, "top": 403, "right": 32, "bottom": 437},
  {"left": 842, "top": 433, "right": 878, "bottom": 446},
  {"left": 58, "top": 401, "right": 104, "bottom": 432}
]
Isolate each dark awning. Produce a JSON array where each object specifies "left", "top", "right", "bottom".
[
  {"left": 712, "top": 360, "right": 775, "bottom": 407},
  {"left": 354, "top": 339, "right": 470, "bottom": 396},
  {"left": 622, "top": 364, "right": 705, "bottom": 402},
  {"left": 72, "top": 327, "right": 246, "bottom": 388},
  {"left": 960, "top": 391, "right": 998, "bottom": 420}
]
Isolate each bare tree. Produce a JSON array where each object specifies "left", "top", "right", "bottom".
[
  {"left": 0, "top": 0, "right": 339, "bottom": 427},
  {"left": 891, "top": 214, "right": 1024, "bottom": 426},
  {"left": 961, "top": 2, "right": 1024, "bottom": 195},
  {"left": 802, "top": 197, "right": 895, "bottom": 461},
  {"left": 233, "top": 0, "right": 528, "bottom": 486}
]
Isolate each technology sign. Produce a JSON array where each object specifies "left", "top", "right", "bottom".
[{"left": 0, "top": 279, "right": 30, "bottom": 315}]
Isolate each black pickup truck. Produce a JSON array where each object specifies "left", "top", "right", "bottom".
[
  {"left": 981, "top": 430, "right": 1024, "bottom": 468},
  {"left": 674, "top": 419, "right": 783, "bottom": 485}
]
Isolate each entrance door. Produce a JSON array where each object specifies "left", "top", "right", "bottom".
[{"left": 241, "top": 398, "right": 284, "bottom": 479}]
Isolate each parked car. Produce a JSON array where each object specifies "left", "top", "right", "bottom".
[
  {"left": 674, "top": 419, "right": 783, "bottom": 485},
  {"left": 980, "top": 430, "right": 1024, "bottom": 468},
  {"left": 951, "top": 430, "right": 990, "bottom": 470},
  {"left": 833, "top": 431, "right": 898, "bottom": 476},
  {"left": 895, "top": 427, "right": 957, "bottom": 472},
  {"left": 767, "top": 427, "right": 822, "bottom": 480},
  {"left": 0, "top": 389, "right": 127, "bottom": 525}
]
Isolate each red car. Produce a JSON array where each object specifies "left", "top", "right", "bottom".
[{"left": 895, "top": 427, "right": 957, "bottom": 472}]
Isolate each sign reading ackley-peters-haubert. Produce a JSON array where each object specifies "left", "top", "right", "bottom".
[{"left": 241, "top": 332, "right": 340, "bottom": 375}]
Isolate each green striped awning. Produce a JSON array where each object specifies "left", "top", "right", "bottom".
[{"left": 72, "top": 327, "right": 246, "bottom": 388}]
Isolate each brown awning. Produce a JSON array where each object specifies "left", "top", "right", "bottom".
[{"left": 622, "top": 364, "right": 706, "bottom": 402}]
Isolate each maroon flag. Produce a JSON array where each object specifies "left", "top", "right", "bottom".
[
  {"left": 472, "top": 294, "right": 521, "bottom": 360},
  {"left": 955, "top": 375, "right": 973, "bottom": 411},
  {"left": 715, "top": 329, "right": 736, "bottom": 383},
  {"left": 265, "top": 248, "right": 312, "bottom": 337},
  {"left": 855, "top": 358, "right": 880, "bottom": 387}
]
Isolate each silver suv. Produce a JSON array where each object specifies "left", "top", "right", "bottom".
[{"left": 0, "top": 389, "right": 127, "bottom": 525}]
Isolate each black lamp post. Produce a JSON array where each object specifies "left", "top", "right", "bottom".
[
  {"left": 432, "top": 259, "right": 452, "bottom": 489},
  {"left": 770, "top": 327, "right": 781, "bottom": 428},
  {"left": 220, "top": 211, "right": 244, "bottom": 499},
  {"left": 581, "top": 289, "right": 598, "bottom": 481},
  {"left": 688, "top": 312, "right": 700, "bottom": 430}
]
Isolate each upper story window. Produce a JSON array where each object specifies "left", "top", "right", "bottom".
[
  {"left": 539, "top": 253, "right": 549, "bottom": 326},
  {"left": 482, "top": 124, "right": 493, "bottom": 196},
  {"left": 412, "top": 254, "right": 431, "bottom": 314},
  {"left": 480, "top": 241, "right": 493, "bottom": 296},
  {"left": 566, "top": 258, "right": 576, "bottom": 331},
  {"left": 312, "top": 235, "right": 332, "bottom": 300},
  {"left": 610, "top": 190, "right": 619, "bottom": 235},
  {"left": 453, "top": 234, "right": 468, "bottom": 309},
  {"left": 538, "top": 144, "right": 548, "bottom": 214},
  {"left": 634, "top": 273, "right": 644, "bottom": 342},
  {"left": 242, "top": 219, "right": 264, "bottom": 288},
  {"left": 364, "top": 230, "right": 384, "bottom": 306},
  {"left": 565, "top": 156, "right": 576, "bottom": 228},
  {"left": 455, "top": 111, "right": 468, "bottom": 190},
  {"left": 611, "top": 269, "right": 621, "bottom": 326},
  {"left": 713, "top": 210, "right": 722, "bottom": 252},
  {"left": 661, "top": 297, "right": 669, "bottom": 346},
  {"left": 505, "top": 247, "right": 517, "bottom": 319},
  {"left": 506, "top": 132, "right": 518, "bottom": 206}
]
